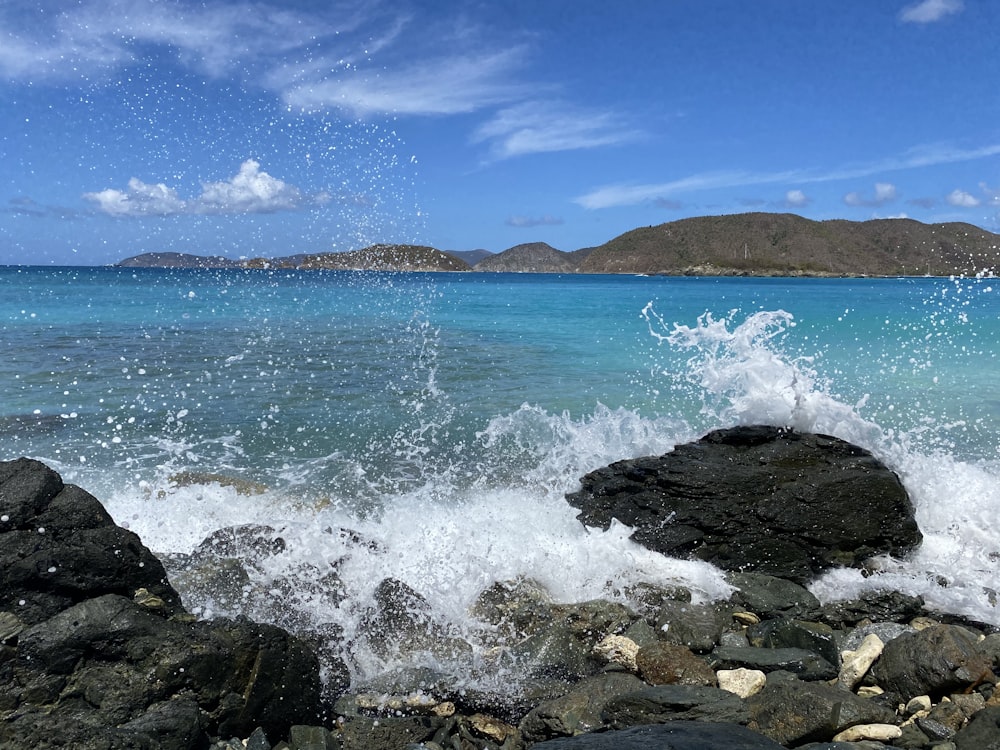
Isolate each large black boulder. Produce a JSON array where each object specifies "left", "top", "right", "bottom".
[
  {"left": 0, "top": 457, "right": 328, "bottom": 748},
  {"left": 566, "top": 426, "right": 921, "bottom": 584}
]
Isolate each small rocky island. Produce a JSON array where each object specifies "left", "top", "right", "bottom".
[
  {"left": 117, "top": 212, "right": 1000, "bottom": 277},
  {"left": 2, "top": 427, "right": 998, "bottom": 749}
]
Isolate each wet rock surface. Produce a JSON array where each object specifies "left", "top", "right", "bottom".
[
  {"left": 566, "top": 425, "right": 922, "bottom": 584},
  {"left": 0, "top": 458, "right": 327, "bottom": 748},
  {"left": 4, "top": 452, "right": 1000, "bottom": 750}
]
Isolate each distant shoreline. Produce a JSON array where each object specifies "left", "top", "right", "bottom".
[{"left": 111, "top": 212, "right": 1000, "bottom": 278}]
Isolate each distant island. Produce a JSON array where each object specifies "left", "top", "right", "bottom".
[{"left": 116, "top": 212, "right": 1000, "bottom": 277}]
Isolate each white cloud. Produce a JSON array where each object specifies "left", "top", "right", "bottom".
[
  {"left": 946, "top": 189, "right": 980, "bottom": 207},
  {"left": 84, "top": 160, "right": 312, "bottom": 217},
  {"left": 899, "top": 0, "right": 964, "bottom": 24},
  {"left": 279, "top": 48, "right": 530, "bottom": 117},
  {"left": 473, "top": 101, "right": 638, "bottom": 160},
  {"left": 505, "top": 215, "right": 564, "bottom": 228},
  {"left": 198, "top": 159, "right": 302, "bottom": 213},
  {"left": 784, "top": 189, "right": 810, "bottom": 207},
  {"left": 83, "top": 178, "right": 187, "bottom": 216},
  {"left": 844, "top": 182, "right": 898, "bottom": 207}
]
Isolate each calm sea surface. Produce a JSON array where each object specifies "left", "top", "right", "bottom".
[{"left": 2, "top": 266, "right": 998, "bottom": 684}]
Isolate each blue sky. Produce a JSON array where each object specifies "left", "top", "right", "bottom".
[{"left": 1, "top": 0, "right": 998, "bottom": 265}]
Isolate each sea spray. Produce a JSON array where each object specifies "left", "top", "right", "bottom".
[{"left": 6, "top": 269, "right": 1000, "bottom": 693}]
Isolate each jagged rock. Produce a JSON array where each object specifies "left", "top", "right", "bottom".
[
  {"left": 870, "top": 624, "right": 995, "bottom": 700},
  {"left": 0, "top": 457, "right": 332, "bottom": 748},
  {"left": 820, "top": 589, "right": 926, "bottom": 626},
  {"left": 747, "top": 618, "right": 841, "bottom": 667},
  {"left": 727, "top": 572, "right": 821, "bottom": 619},
  {"left": 601, "top": 684, "right": 749, "bottom": 728},
  {"left": 654, "top": 600, "right": 734, "bottom": 652},
  {"left": 566, "top": 426, "right": 921, "bottom": 584},
  {"left": 0, "top": 457, "right": 183, "bottom": 625},
  {"left": 746, "top": 678, "right": 896, "bottom": 745},
  {"left": 530, "top": 720, "right": 784, "bottom": 749},
  {"left": 519, "top": 672, "right": 646, "bottom": 743}
]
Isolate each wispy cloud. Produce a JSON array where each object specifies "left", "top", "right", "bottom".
[
  {"left": 899, "top": 0, "right": 964, "bottom": 24},
  {"left": 505, "top": 214, "right": 564, "bottom": 228},
  {"left": 472, "top": 101, "right": 639, "bottom": 160},
  {"left": 574, "top": 141, "right": 1000, "bottom": 209},
  {"left": 0, "top": 0, "right": 336, "bottom": 81},
  {"left": 278, "top": 48, "right": 531, "bottom": 117},
  {"left": 574, "top": 170, "right": 799, "bottom": 210},
  {"left": 844, "top": 182, "right": 897, "bottom": 207},
  {"left": 83, "top": 159, "right": 323, "bottom": 217}
]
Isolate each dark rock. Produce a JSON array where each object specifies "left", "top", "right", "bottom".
[
  {"left": 601, "top": 684, "right": 749, "bottom": 728},
  {"left": 635, "top": 642, "right": 717, "bottom": 686},
  {"left": 727, "top": 571, "right": 821, "bottom": 618},
  {"left": 359, "top": 578, "right": 471, "bottom": 663},
  {"left": 288, "top": 724, "right": 338, "bottom": 749},
  {"left": 0, "top": 457, "right": 332, "bottom": 749},
  {"left": 0, "top": 457, "right": 183, "bottom": 625},
  {"left": 711, "top": 645, "right": 838, "bottom": 680},
  {"left": 746, "top": 678, "right": 896, "bottom": 746},
  {"left": 748, "top": 618, "right": 841, "bottom": 667},
  {"left": 654, "top": 600, "right": 733, "bottom": 652},
  {"left": 566, "top": 426, "right": 921, "bottom": 584},
  {"left": 195, "top": 523, "right": 286, "bottom": 558},
  {"left": 518, "top": 672, "right": 646, "bottom": 743},
  {"left": 870, "top": 624, "right": 995, "bottom": 700},
  {"left": 504, "top": 599, "right": 637, "bottom": 681},
  {"left": 7, "top": 593, "right": 324, "bottom": 742},
  {"left": 820, "top": 589, "right": 926, "bottom": 626},
  {"left": 331, "top": 714, "right": 447, "bottom": 750},
  {"left": 528, "top": 721, "right": 785, "bottom": 749},
  {"left": 953, "top": 705, "right": 1000, "bottom": 749}
]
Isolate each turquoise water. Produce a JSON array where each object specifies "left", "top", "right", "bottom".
[{"left": 2, "top": 266, "right": 999, "bottom": 684}]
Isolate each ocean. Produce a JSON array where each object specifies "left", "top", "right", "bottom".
[{"left": 2, "top": 266, "right": 998, "bottom": 688}]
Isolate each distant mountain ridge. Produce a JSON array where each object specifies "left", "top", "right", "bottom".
[{"left": 116, "top": 213, "right": 1000, "bottom": 276}]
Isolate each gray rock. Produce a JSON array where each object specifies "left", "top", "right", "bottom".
[
  {"left": 726, "top": 571, "right": 822, "bottom": 618},
  {"left": 654, "top": 600, "right": 734, "bottom": 652},
  {"left": 711, "top": 645, "right": 838, "bottom": 681},
  {"left": 601, "top": 684, "right": 749, "bottom": 728},
  {"left": 529, "top": 721, "right": 784, "bottom": 749},
  {"left": 748, "top": 618, "right": 841, "bottom": 667},
  {"left": 820, "top": 590, "right": 926, "bottom": 626},
  {"left": 842, "top": 621, "right": 916, "bottom": 652},
  {"left": 870, "top": 624, "right": 994, "bottom": 700},
  {"left": 566, "top": 426, "right": 921, "bottom": 584},
  {"left": 953, "top": 705, "right": 1000, "bottom": 750},
  {"left": 359, "top": 578, "right": 472, "bottom": 663},
  {"left": 746, "top": 678, "right": 896, "bottom": 746},
  {"left": 519, "top": 672, "right": 646, "bottom": 743}
]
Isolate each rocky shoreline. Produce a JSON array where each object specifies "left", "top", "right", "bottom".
[{"left": 2, "top": 428, "right": 999, "bottom": 749}]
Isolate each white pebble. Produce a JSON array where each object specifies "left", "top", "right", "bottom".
[{"left": 832, "top": 723, "right": 902, "bottom": 743}]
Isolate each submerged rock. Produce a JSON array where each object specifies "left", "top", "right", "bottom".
[{"left": 566, "top": 425, "right": 922, "bottom": 584}]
